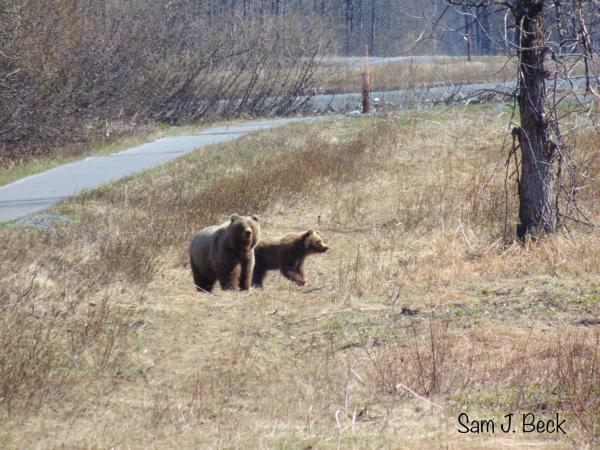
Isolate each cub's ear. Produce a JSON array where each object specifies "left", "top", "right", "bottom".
[
  {"left": 251, "top": 215, "right": 259, "bottom": 222},
  {"left": 303, "top": 229, "right": 314, "bottom": 238},
  {"left": 230, "top": 214, "right": 240, "bottom": 222}
]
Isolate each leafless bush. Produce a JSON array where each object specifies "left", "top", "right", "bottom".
[
  {"left": 0, "top": 0, "right": 328, "bottom": 164},
  {"left": 0, "top": 269, "right": 126, "bottom": 412}
]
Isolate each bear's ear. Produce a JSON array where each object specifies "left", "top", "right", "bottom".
[
  {"left": 230, "top": 214, "right": 240, "bottom": 222},
  {"left": 303, "top": 229, "right": 314, "bottom": 238},
  {"left": 251, "top": 215, "right": 259, "bottom": 222}
]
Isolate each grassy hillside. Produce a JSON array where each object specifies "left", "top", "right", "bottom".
[{"left": 1, "top": 105, "right": 599, "bottom": 448}]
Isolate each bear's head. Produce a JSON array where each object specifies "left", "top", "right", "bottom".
[
  {"left": 229, "top": 214, "right": 260, "bottom": 250},
  {"left": 303, "top": 230, "right": 329, "bottom": 254}
]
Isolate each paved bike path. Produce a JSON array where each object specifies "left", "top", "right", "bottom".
[{"left": 0, "top": 117, "right": 316, "bottom": 223}]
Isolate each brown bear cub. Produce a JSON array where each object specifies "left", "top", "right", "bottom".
[
  {"left": 252, "top": 230, "right": 329, "bottom": 287},
  {"left": 189, "top": 214, "right": 260, "bottom": 292}
]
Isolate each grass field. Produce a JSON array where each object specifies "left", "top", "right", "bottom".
[
  {"left": 315, "top": 56, "right": 516, "bottom": 94},
  {"left": 1, "top": 105, "right": 599, "bottom": 448}
]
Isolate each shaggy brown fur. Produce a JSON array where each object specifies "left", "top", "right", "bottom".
[
  {"left": 252, "top": 230, "right": 328, "bottom": 287},
  {"left": 189, "top": 214, "right": 260, "bottom": 292}
]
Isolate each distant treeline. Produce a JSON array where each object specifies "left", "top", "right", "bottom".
[
  {"left": 191, "top": 0, "right": 497, "bottom": 56},
  {"left": 201, "top": 1, "right": 600, "bottom": 57}
]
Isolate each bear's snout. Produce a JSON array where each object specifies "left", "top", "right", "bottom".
[
  {"left": 243, "top": 229, "right": 252, "bottom": 240},
  {"left": 319, "top": 245, "right": 329, "bottom": 253}
]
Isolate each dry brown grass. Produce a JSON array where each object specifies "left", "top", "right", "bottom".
[
  {"left": 314, "top": 56, "right": 516, "bottom": 94},
  {"left": 1, "top": 105, "right": 600, "bottom": 448}
]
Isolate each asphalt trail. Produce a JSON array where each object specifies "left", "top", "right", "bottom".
[{"left": 0, "top": 117, "right": 317, "bottom": 223}]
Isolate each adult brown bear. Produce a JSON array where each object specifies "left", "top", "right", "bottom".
[
  {"left": 189, "top": 214, "right": 260, "bottom": 292},
  {"left": 252, "top": 230, "right": 328, "bottom": 288}
]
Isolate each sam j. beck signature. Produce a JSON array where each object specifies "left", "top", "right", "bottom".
[{"left": 458, "top": 412, "right": 566, "bottom": 434}]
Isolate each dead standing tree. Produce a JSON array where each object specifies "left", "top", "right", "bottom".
[
  {"left": 513, "top": 1, "right": 556, "bottom": 239},
  {"left": 443, "top": 0, "right": 600, "bottom": 239}
]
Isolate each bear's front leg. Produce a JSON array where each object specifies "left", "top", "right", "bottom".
[
  {"left": 239, "top": 255, "right": 254, "bottom": 290},
  {"left": 297, "top": 264, "right": 306, "bottom": 285},
  {"left": 219, "top": 264, "right": 241, "bottom": 290},
  {"left": 282, "top": 268, "right": 305, "bottom": 286}
]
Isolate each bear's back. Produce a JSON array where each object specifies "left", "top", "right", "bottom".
[
  {"left": 190, "top": 224, "right": 225, "bottom": 261},
  {"left": 255, "top": 232, "right": 304, "bottom": 269}
]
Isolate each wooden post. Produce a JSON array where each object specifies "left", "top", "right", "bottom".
[
  {"left": 362, "top": 44, "right": 370, "bottom": 114},
  {"left": 361, "top": 72, "right": 370, "bottom": 113}
]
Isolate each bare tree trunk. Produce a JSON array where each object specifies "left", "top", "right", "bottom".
[
  {"left": 463, "top": 6, "right": 472, "bottom": 61},
  {"left": 514, "top": 0, "right": 557, "bottom": 239},
  {"left": 480, "top": 5, "right": 492, "bottom": 55},
  {"left": 369, "top": 0, "right": 376, "bottom": 54},
  {"left": 345, "top": 0, "right": 354, "bottom": 55},
  {"left": 474, "top": 9, "right": 481, "bottom": 53},
  {"left": 466, "top": 28, "right": 472, "bottom": 61}
]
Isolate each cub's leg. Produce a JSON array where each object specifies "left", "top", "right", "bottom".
[
  {"left": 297, "top": 263, "right": 306, "bottom": 285},
  {"left": 282, "top": 266, "right": 305, "bottom": 286},
  {"left": 252, "top": 265, "right": 268, "bottom": 288}
]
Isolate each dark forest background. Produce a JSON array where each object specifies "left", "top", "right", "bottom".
[{"left": 209, "top": 0, "right": 497, "bottom": 55}]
